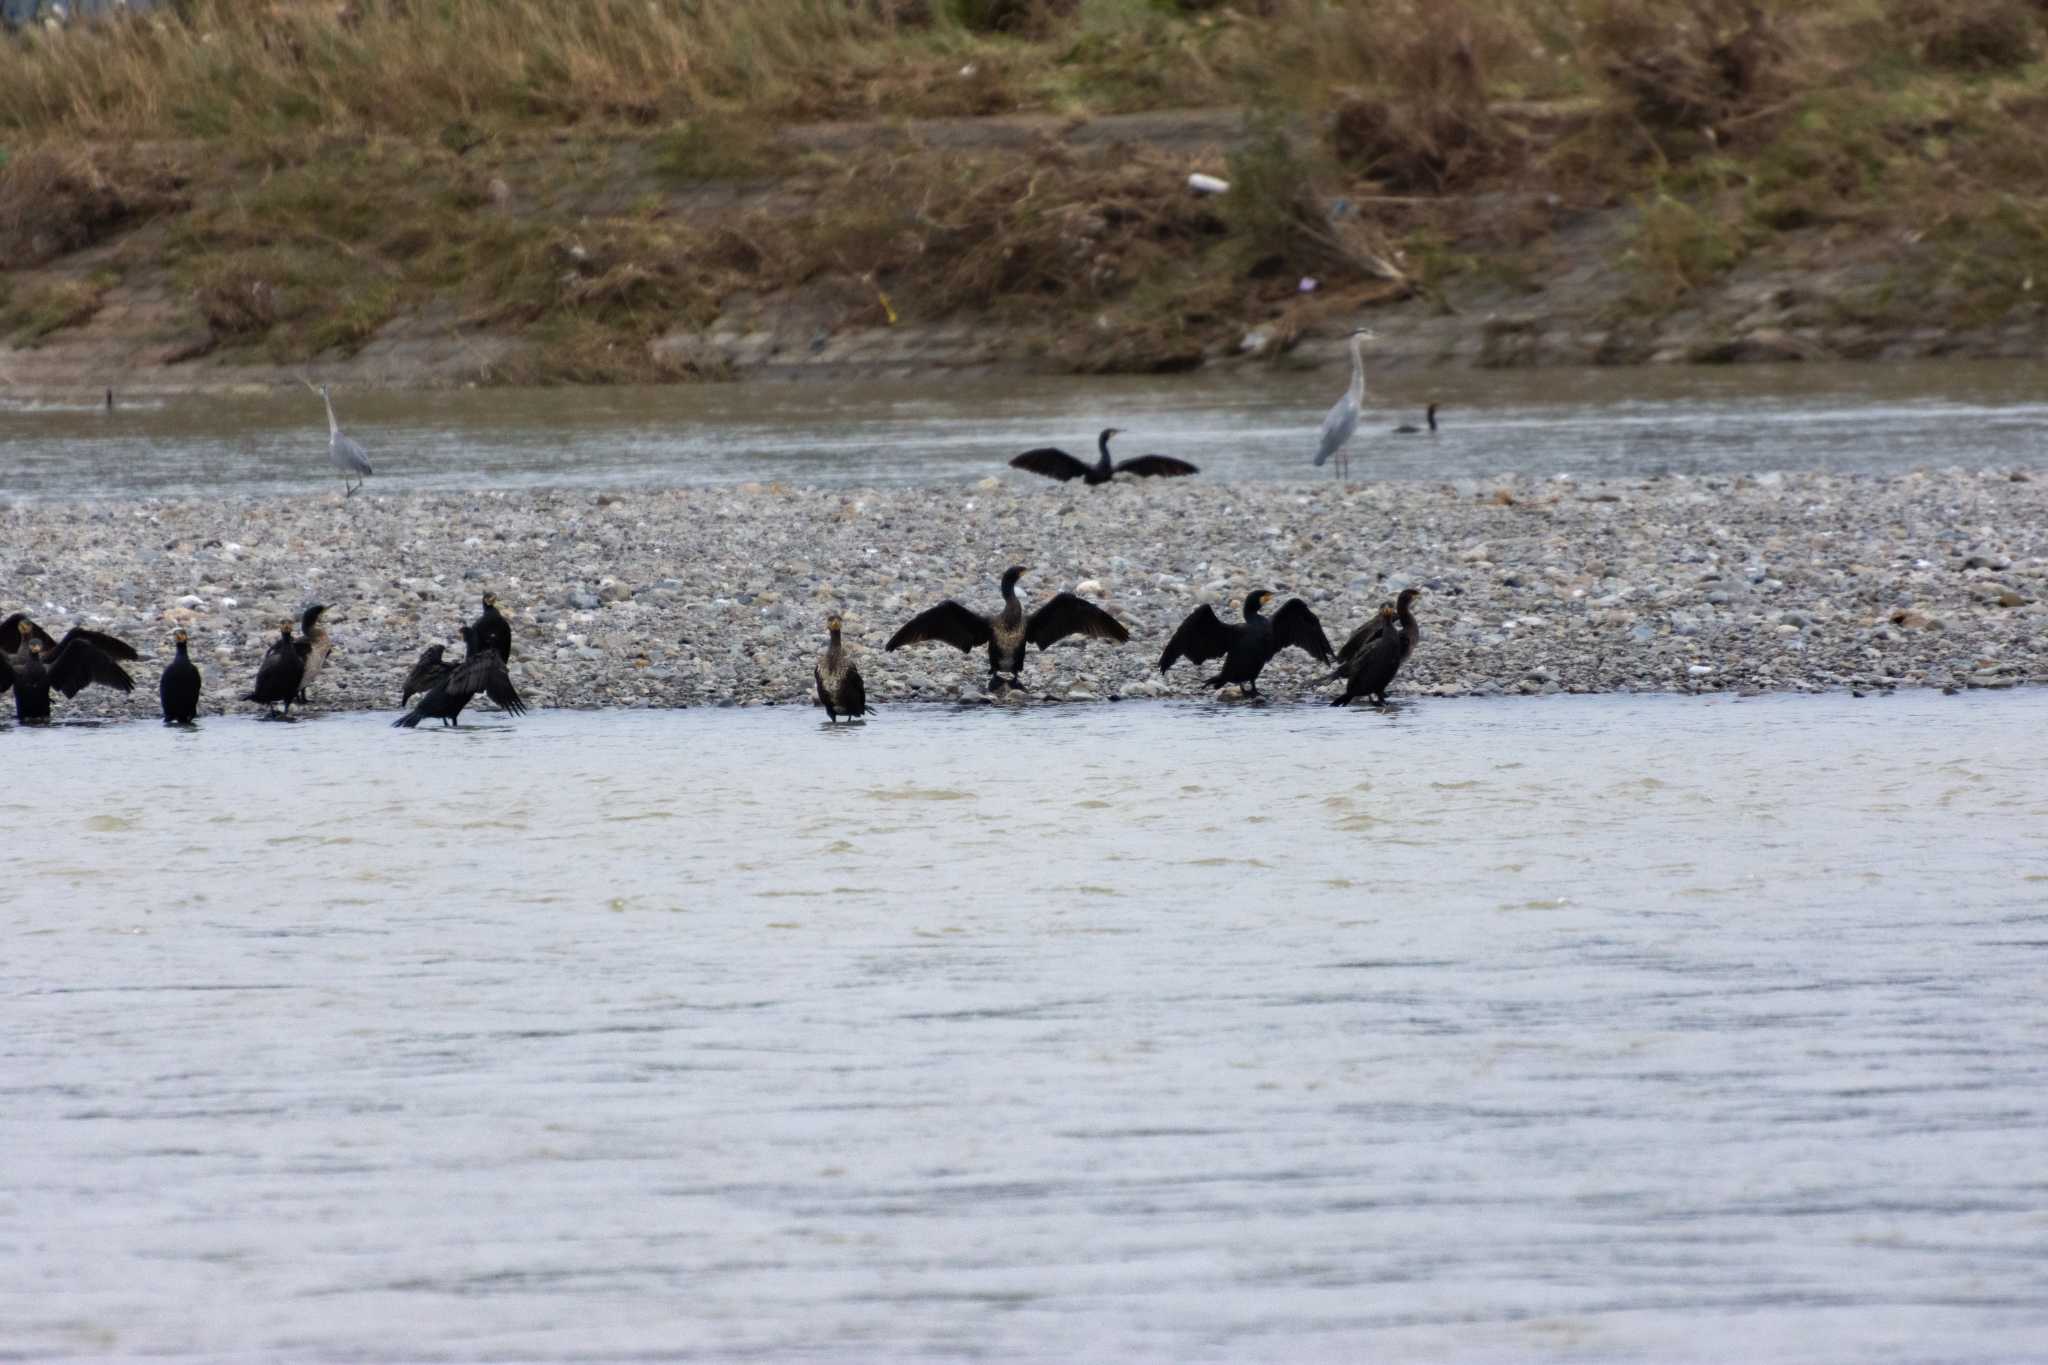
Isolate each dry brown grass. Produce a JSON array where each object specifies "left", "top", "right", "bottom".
[{"left": 0, "top": 145, "right": 187, "bottom": 266}]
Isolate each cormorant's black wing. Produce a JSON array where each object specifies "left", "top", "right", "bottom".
[
  {"left": 45, "top": 638, "right": 137, "bottom": 697},
  {"left": 475, "top": 605, "right": 513, "bottom": 660},
  {"left": 1333, "top": 605, "right": 1395, "bottom": 671},
  {"left": 0, "top": 652, "right": 13, "bottom": 696},
  {"left": 1270, "top": 598, "right": 1334, "bottom": 663},
  {"left": 1026, "top": 594, "right": 1130, "bottom": 650},
  {"left": 0, "top": 614, "right": 57, "bottom": 654},
  {"left": 400, "top": 646, "right": 450, "bottom": 705},
  {"left": 1112, "top": 454, "right": 1199, "bottom": 479},
  {"left": 842, "top": 662, "right": 867, "bottom": 716},
  {"left": 453, "top": 650, "right": 527, "bottom": 716},
  {"left": 1009, "top": 448, "right": 1093, "bottom": 482},
  {"left": 57, "top": 624, "right": 141, "bottom": 662},
  {"left": 886, "top": 602, "right": 993, "bottom": 653},
  {"left": 1159, "top": 605, "right": 1236, "bottom": 673}
]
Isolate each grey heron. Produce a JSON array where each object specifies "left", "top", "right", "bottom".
[
  {"left": 1312, "top": 327, "right": 1376, "bottom": 481},
  {"left": 307, "top": 380, "right": 373, "bottom": 495}
]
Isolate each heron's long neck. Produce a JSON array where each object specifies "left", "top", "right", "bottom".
[
  {"left": 1347, "top": 337, "right": 1367, "bottom": 405},
  {"left": 322, "top": 393, "right": 340, "bottom": 436}
]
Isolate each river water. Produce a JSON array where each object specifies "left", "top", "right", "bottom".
[
  {"left": 7, "top": 692, "right": 2047, "bottom": 1360},
  {"left": 5, "top": 360, "right": 2047, "bottom": 499}
]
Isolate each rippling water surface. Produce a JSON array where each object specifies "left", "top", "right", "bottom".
[
  {"left": 6, "top": 360, "right": 2047, "bottom": 499},
  {"left": 7, "top": 692, "right": 2047, "bottom": 1360}
]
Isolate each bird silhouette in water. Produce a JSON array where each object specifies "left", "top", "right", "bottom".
[
  {"left": 160, "top": 628, "right": 202, "bottom": 724},
  {"left": 887, "top": 565, "right": 1129, "bottom": 692},
  {"left": 814, "top": 613, "right": 869, "bottom": 722},
  {"left": 1392, "top": 402, "right": 1439, "bottom": 435},
  {"left": 244, "top": 620, "right": 305, "bottom": 719},
  {"left": 0, "top": 617, "right": 137, "bottom": 724},
  {"left": 394, "top": 625, "right": 526, "bottom": 729},
  {"left": 1159, "top": 591, "right": 1332, "bottom": 697}
]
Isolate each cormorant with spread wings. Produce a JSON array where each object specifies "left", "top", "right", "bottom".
[
  {"left": 1159, "top": 590, "right": 1332, "bottom": 697},
  {"left": 1, "top": 617, "right": 137, "bottom": 723},
  {"left": 1010, "top": 428, "right": 1198, "bottom": 485},
  {"left": 886, "top": 565, "right": 1129, "bottom": 690},
  {"left": 394, "top": 625, "right": 527, "bottom": 728}
]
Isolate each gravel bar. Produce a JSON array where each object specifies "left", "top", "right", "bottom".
[{"left": 8, "top": 469, "right": 2045, "bottom": 721}]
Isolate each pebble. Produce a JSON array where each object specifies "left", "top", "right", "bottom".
[{"left": 6, "top": 472, "right": 2045, "bottom": 720}]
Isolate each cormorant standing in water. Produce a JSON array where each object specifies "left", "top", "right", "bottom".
[
  {"left": 160, "top": 629, "right": 202, "bottom": 724},
  {"left": 1326, "top": 588, "right": 1421, "bottom": 707},
  {"left": 887, "top": 565, "right": 1129, "bottom": 691},
  {"left": 1392, "top": 402, "right": 1439, "bottom": 435},
  {"left": 244, "top": 621, "right": 306, "bottom": 719},
  {"left": 292, "top": 604, "right": 333, "bottom": 702},
  {"left": 1010, "top": 428, "right": 1199, "bottom": 484},
  {"left": 472, "top": 593, "right": 513, "bottom": 661},
  {"left": 400, "top": 643, "right": 452, "bottom": 706},
  {"left": 815, "top": 613, "right": 869, "bottom": 722},
  {"left": 1159, "top": 590, "right": 1333, "bottom": 697},
  {"left": 0, "top": 619, "right": 136, "bottom": 723},
  {"left": 394, "top": 625, "right": 526, "bottom": 729}
]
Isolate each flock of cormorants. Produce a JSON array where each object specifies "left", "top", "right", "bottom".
[
  {"left": 11, "top": 333, "right": 1438, "bottom": 728},
  {"left": 0, "top": 573, "right": 1423, "bottom": 728}
]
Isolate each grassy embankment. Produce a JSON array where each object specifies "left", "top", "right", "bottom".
[{"left": 3, "top": 0, "right": 2047, "bottom": 381}]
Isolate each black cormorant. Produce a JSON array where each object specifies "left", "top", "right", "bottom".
[
  {"left": 244, "top": 621, "right": 306, "bottom": 719},
  {"left": 160, "top": 628, "right": 202, "bottom": 724},
  {"left": 815, "top": 614, "right": 869, "bottom": 722},
  {"left": 472, "top": 593, "right": 513, "bottom": 661},
  {"left": 0, "top": 619, "right": 137, "bottom": 723},
  {"left": 1159, "top": 590, "right": 1333, "bottom": 697},
  {"left": 1392, "top": 402, "right": 1439, "bottom": 435},
  {"left": 1010, "top": 428, "right": 1199, "bottom": 484},
  {"left": 1, "top": 613, "right": 140, "bottom": 664},
  {"left": 292, "top": 604, "right": 333, "bottom": 702},
  {"left": 394, "top": 625, "right": 526, "bottom": 728},
  {"left": 1326, "top": 587, "right": 1421, "bottom": 706},
  {"left": 400, "top": 643, "right": 452, "bottom": 706},
  {"left": 886, "top": 565, "right": 1129, "bottom": 690}
]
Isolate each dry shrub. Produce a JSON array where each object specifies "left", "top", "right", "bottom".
[
  {"left": 0, "top": 146, "right": 186, "bottom": 267},
  {"left": 1894, "top": 0, "right": 2041, "bottom": 71},
  {"left": 195, "top": 274, "right": 278, "bottom": 339},
  {"left": 1587, "top": 0, "right": 1786, "bottom": 137},
  {"left": 720, "top": 144, "right": 1225, "bottom": 316},
  {"left": 948, "top": 0, "right": 1079, "bottom": 35}
]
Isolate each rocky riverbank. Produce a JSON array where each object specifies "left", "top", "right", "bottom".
[{"left": 7, "top": 469, "right": 2044, "bottom": 723}]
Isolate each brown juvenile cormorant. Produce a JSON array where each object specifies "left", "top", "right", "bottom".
[
  {"left": 400, "top": 643, "right": 452, "bottom": 706},
  {"left": 1, "top": 613, "right": 140, "bottom": 665},
  {"left": 292, "top": 604, "right": 333, "bottom": 702},
  {"left": 394, "top": 625, "right": 526, "bottom": 729},
  {"left": 472, "top": 593, "right": 513, "bottom": 661},
  {"left": 1010, "top": 428, "right": 1199, "bottom": 485},
  {"left": 815, "top": 614, "right": 869, "bottom": 722},
  {"left": 1331, "top": 588, "right": 1421, "bottom": 671},
  {"left": 1326, "top": 587, "right": 1422, "bottom": 706},
  {"left": 244, "top": 621, "right": 306, "bottom": 719},
  {"left": 159, "top": 628, "right": 202, "bottom": 724},
  {"left": 1392, "top": 402, "right": 1439, "bottom": 435},
  {"left": 886, "top": 565, "right": 1129, "bottom": 691},
  {"left": 1159, "top": 590, "right": 1333, "bottom": 697},
  {"left": 0, "top": 619, "right": 136, "bottom": 724}
]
